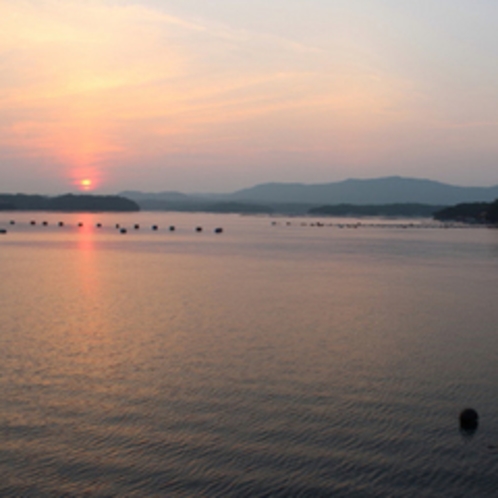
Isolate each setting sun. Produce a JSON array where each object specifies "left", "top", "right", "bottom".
[{"left": 80, "top": 179, "right": 92, "bottom": 190}]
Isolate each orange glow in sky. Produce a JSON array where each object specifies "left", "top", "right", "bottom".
[{"left": 1, "top": 1, "right": 498, "bottom": 193}]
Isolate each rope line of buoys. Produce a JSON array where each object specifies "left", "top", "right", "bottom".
[
  {"left": 1, "top": 219, "right": 225, "bottom": 235},
  {"left": 270, "top": 221, "right": 485, "bottom": 230}
]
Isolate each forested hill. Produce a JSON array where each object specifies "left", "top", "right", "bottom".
[{"left": 0, "top": 194, "right": 140, "bottom": 212}]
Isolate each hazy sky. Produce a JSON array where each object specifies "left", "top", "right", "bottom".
[{"left": 1, "top": 0, "right": 498, "bottom": 193}]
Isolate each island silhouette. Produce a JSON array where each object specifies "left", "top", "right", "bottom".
[{"left": 0, "top": 194, "right": 139, "bottom": 212}]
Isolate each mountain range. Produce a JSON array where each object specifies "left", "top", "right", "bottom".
[
  {"left": 228, "top": 177, "right": 498, "bottom": 205},
  {"left": 120, "top": 176, "right": 498, "bottom": 214}
]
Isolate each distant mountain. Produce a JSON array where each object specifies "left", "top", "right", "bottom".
[
  {"left": 119, "top": 177, "right": 498, "bottom": 214},
  {"left": 120, "top": 190, "right": 190, "bottom": 201},
  {"left": 119, "top": 190, "right": 274, "bottom": 213},
  {"left": 229, "top": 177, "right": 498, "bottom": 205}
]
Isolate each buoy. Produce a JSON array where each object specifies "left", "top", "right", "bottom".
[
  {"left": 78, "top": 222, "right": 83, "bottom": 227},
  {"left": 134, "top": 224, "right": 140, "bottom": 229},
  {"left": 116, "top": 223, "right": 120, "bottom": 229},
  {"left": 30, "top": 221, "right": 36, "bottom": 225},
  {"left": 460, "top": 408, "right": 479, "bottom": 431},
  {"left": 58, "top": 221, "right": 64, "bottom": 227},
  {"left": 214, "top": 227, "right": 223, "bottom": 234},
  {"left": 9, "top": 220, "right": 15, "bottom": 225},
  {"left": 42, "top": 221, "right": 48, "bottom": 226},
  {"left": 169, "top": 226, "right": 175, "bottom": 231},
  {"left": 152, "top": 225, "right": 158, "bottom": 230},
  {"left": 195, "top": 226, "right": 202, "bottom": 232},
  {"left": 120, "top": 228, "right": 127, "bottom": 234},
  {"left": 96, "top": 223, "right": 102, "bottom": 228},
  {"left": 0, "top": 229, "right": 7, "bottom": 234}
]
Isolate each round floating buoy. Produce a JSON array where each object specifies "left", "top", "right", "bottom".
[
  {"left": 78, "top": 222, "right": 83, "bottom": 227},
  {"left": 214, "top": 227, "right": 223, "bottom": 234},
  {"left": 120, "top": 228, "right": 127, "bottom": 234},
  {"left": 134, "top": 224, "right": 140, "bottom": 230},
  {"left": 169, "top": 226, "right": 175, "bottom": 231},
  {"left": 30, "top": 221, "right": 36, "bottom": 225},
  {"left": 42, "top": 221, "right": 48, "bottom": 226},
  {"left": 58, "top": 221, "right": 64, "bottom": 227},
  {"left": 96, "top": 223, "right": 102, "bottom": 228},
  {"left": 460, "top": 408, "right": 479, "bottom": 431},
  {"left": 9, "top": 220, "right": 15, "bottom": 225},
  {"left": 152, "top": 225, "right": 158, "bottom": 230},
  {"left": 195, "top": 226, "right": 202, "bottom": 232},
  {"left": 115, "top": 223, "right": 120, "bottom": 229}
]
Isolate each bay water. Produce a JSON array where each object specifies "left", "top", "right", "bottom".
[{"left": 1, "top": 212, "right": 497, "bottom": 497}]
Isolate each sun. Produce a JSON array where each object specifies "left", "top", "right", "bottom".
[{"left": 79, "top": 179, "right": 93, "bottom": 191}]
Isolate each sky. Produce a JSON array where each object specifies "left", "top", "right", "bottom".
[{"left": 1, "top": 0, "right": 498, "bottom": 194}]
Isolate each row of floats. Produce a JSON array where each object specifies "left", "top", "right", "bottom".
[
  {"left": 0, "top": 220, "right": 224, "bottom": 234},
  {"left": 271, "top": 220, "right": 474, "bottom": 229}
]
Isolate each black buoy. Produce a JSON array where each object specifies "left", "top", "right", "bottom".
[
  {"left": 169, "top": 226, "right": 175, "bottom": 231},
  {"left": 195, "top": 226, "right": 202, "bottom": 232},
  {"left": 120, "top": 228, "right": 127, "bottom": 234},
  {"left": 214, "top": 227, "right": 223, "bottom": 234},
  {"left": 58, "top": 221, "right": 64, "bottom": 227},
  {"left": 134, "top": 224, "right": 140, "bottom": 230},
  {"left": 460, "top": 408, "right": 479, "bottom": 432},
  {"left": 96, "top": 223, "right": 102, "bottom": 228},
  {"left": 116, "top": 223, "right": 120, "bottom": 229},
  {"left": 9, "top": 220, "right": 15, "bottom": 225},
  {"left": 0, "top": 229, "right": 7, "bottom": 234},
  {"left": 42, "top": 221, "right": 48, "bottom": 226},
  {"left": 78, "top": 222, "right": 83, "bottom": 227},
  {"left": 30, "top": 221, "right": 36, "bottom": 225},
  {"left": 152, "top": 225, "right": 158, "bottom": 231}
]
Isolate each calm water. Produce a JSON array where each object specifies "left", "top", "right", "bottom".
[{"left": 0, "top": 212, "right": 497, "bottom": 497}]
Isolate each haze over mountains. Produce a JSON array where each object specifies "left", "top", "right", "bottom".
[{"left": 121, "top": 177, "right": 498, "bottom": 214}]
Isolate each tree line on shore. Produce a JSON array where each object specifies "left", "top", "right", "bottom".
[
  {"left": 0, "top": 194, "right": 139, "bottom": 212},
  {"left": 432, "top": 199, "right": 498, "bottom": 224},
  {"left": 310, "top": 200, "right": 498, "bottom": 223},
  {"left": 1, "top": 191, "right": 497, "bottom": 224}
]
